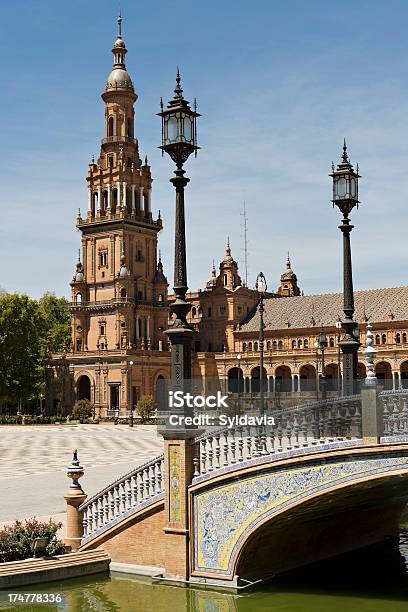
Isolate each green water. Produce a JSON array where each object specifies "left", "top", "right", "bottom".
[{"left": 2, "top": 534, "right": 408, "bottom": 612}]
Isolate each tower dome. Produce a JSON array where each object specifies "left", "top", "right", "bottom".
[{"left": 104, "top": 14, "right": 135, "bottom": 94}]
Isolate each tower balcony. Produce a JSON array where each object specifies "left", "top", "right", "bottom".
[{"left": 101, "top": 136, "right": 137, "bottom": 145}]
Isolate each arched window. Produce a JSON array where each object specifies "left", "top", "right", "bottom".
[
  {"left": 224, "top": 274, "right": 227, "bottom": 286},
  {"left": 248, "top": 342, "right": 253, "bottom": 351},
  {"left": 158, "top": 294, "right": 164, "bottom": 303},
  {"left": 266, "top": 341, "right": 271, "bottom": 350},
  {"left": 375, "top": 334, "right": 380, "bottom": 345},
  {"left": 273, "top": 341, "right": 277, "bottom": 350},
  {"left": 120, "top": 288, "right": 126, "bottom": 299},
  {"left": 278, "top": 340, "right": 283, "bottom": 350},
  {"left": 329, "top": 337, "right": 335, "bottom": 348},
  {"left": 298, "top": 339, "right": 302, "bottom": 349},
  {"left": 304, "top": 339, "right": 309, "bottom": 348},
  {"left": 191, "top": 306, "right": 196, "bottom": 317},
  {"left": 76, "top": 292, "right": 82, "bottom": 304},
  {"left": 382, "top": 334, "right": 387, "bottom": 344},
  {"left": 198, "top": 307, "right": 203, "bottom": 319},
  {"left": 396, "top": 333, "right": 401, "bottom": 344},
  {"left": 108, "top": 116, "right": 114, "bottom": 137},
  {"left": 254, "top": 341, "right": 258, "bottom": 351},
  {"left": 292, "top": 340, "right": 297, "bottom": 349},
  {"left": 403, "top": 333, "right": 407, "bottom": 343},
  {"left": 243, "top": 342, "right": 247, "bottom": 352}
]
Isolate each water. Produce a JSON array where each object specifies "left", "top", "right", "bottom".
[{"left": 2, "top": 532, "right": 408, "bottom": 612}]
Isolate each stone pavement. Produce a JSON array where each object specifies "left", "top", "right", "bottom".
[{"left": 0, "top": 424, "right": 163, "bottom": 523}]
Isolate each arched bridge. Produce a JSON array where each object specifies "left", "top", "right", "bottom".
[{"left": 69, "top": 389, "right": 408, "bottom": 588}]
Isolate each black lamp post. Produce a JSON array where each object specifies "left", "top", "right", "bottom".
[
  {"left": 158, "top": 70, "right": 200, "bottom": 394},
  {"left": 316, "top": 328, "right": 328, "bottom": 400},
  {"left": 330, "top": 141, "right": 361, "bottom": 396},
  {"left": 256, "top": 272, "right": 267, "bottom": 413}
]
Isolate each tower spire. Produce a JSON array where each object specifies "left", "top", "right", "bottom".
[
  {"left": 117, "top": 11, "right": 122, "bottom": 39},
  {"left": 342, "top": 138, "right": 349, "bottom": 163},
  {"left": 174, "top": 67, "right": 183, "bottom": 99}
]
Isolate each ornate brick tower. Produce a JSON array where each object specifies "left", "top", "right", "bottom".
[
  {"left": 277, "top": 253, "right": 301, "bottom": 297},
  {"left": 48, "top": 16, "right": 170, "bottom": 417}
]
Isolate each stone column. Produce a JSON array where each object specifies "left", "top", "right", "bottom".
[
  {"left": 116, "top": 182, "right": 121, "bottom": 211},
  {"left": 291, "top": 374, "right": 295, "bottom": 393},
  {"left": 64, "top": 450, "right": 86, "bottom": 552},
  {"left": 107, "top": 184, "right": 111, "bottom": 211},
  {"left": 139, "top": 187, "right": 144, "bottom": 214},
  {"left": 131, "top": 185, "right": 136, "bottom": 213},
  {"left": 97, "top": 186, "right": 102, "bottom": 213},
  {"left": 123, "top": 182, "right": 127, "bottom": 211},
  {"left": 397, "top": 370, "right": 402, "bottom": 389},
  {"left": 87, "top": 186, "right": 92, "bottom": 214}
]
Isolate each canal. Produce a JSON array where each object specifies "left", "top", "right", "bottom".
[{"left": 2, "top": 531, "right": 408, "bottom": 612}]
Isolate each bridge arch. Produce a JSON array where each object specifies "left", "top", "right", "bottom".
[
  {"left": 375, "top": 361, "right": 392, "bottom": 389},
  {"left": 192, "top": 450, "right": 408, "bottom": 580}
]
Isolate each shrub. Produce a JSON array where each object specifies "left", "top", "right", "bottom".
[
  {"left": 136, "top": 396, "right": 155, "bottom": 424},
  {"left": 0, "top": 518, "right": 65, "bottom": 563},
  {"left": 71, "top": 399, "right": 94, "bottom": 421}
]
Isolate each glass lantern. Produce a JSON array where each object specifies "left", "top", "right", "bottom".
[{"left": 256, "top": 272, "right": 267, "bottom": 294}]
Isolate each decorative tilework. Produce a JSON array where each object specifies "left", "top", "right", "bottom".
[
  {"left": 169, "top": 444, "right": 181, "bottom": 523},
  {"left": 193, "top": 454, "right": 408, "bottom": 575}
]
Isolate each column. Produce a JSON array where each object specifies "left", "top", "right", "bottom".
[
  {"left": 97, "top": 186, "right": 102, "bottom": 213},
  {"left": 139, "top": 187, "right": 144, "bottom": 214},
  {"left": 107, "top": 184, "right": 111, "bottom": 211},
  {"left": 116, "top": 182, "right": 121, "bottom": 210},
  {"left": 291, "top": 374, "right": 295, "bottom": 393},
  {"left": 146, "top": 188, "right": 152, "bottom": 217},
  {"left": 135, "top": 314, "right": 139, "bottom": 348},
  {"left": 147, "top": 315, "right": 150, "bottom": 341},
  {"left": 131, "top": 185, "right": 136, "bottom": 213},
  {"left": 64, "top": 451, "right": 86, "bottom": 552},
  {"left": 123, "top": 182, "right": 127, "bottom": 211},
  {"left": 87, "top": 186, "right": 92, "bottom": 214},
  {"left": 398, "top": 370, "right": 402, "bottom": 389}
]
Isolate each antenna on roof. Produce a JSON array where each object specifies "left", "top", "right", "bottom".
[{"left": 240, "top": 201, "right": 249, "bottom": 287}]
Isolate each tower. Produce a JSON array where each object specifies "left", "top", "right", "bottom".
[
  {"left": 277, "top": 253, "right": 301, "bottom": 297},
  {"left": 71, "top": 15, "right": 167, "bottom": 355}
]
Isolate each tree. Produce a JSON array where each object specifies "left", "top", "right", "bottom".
[
  {"left": 136, "top": 395, "right": 155, "bottom": 424},
  {"left": 0, "top": 294, "right": 47, "bottom": 404},
  {"left": 38, "top": 292, "right": 71, "bottom": 352},
  {"left": 71, "top": 399, "right": 94, "bottom": 421}
]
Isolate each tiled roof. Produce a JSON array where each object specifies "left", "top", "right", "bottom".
[{"left": 239, "top": 286, "right": 408, "bottom": 333}]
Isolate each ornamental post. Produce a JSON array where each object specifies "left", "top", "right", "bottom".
[{"left": 64, "top": 449, "right": 86, "bottom": 551}]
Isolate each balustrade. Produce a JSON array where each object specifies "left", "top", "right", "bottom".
[
  {"left": 380, "top": 390, "right": 408, "bottom": 436},
  {"left": 80, "top": 454, "right": 164, "bottom": 540},
  {"left": 194, "top": 396, "right": 362, "bottom": 477}
]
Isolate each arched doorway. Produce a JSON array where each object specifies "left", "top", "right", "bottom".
[
  {"left": 357, "top": 362, "right": 366, "bottom": 380},
  {"left": 77, "top": 375, "right": 91, "bottom": 401},
  {"left": 299, "top": 364, "right": 316, "bottom": 392},
  {"left": 228, "top": 367, "right": 244, "bottom": 393},
  {"left": 375, "top": 361, "right": 392, "bottom": 390},
  {"left": 324, "top": 364, "right": 339, "bottom": 392},
  {"left": 250, "top": 366, "right": 267, "bottom": 393},
  {"left": 401, "top": 361, "right": 408, "bottom": 389},
  {"left": 275, "top": 365, "right": 291, "bottom": 392}
]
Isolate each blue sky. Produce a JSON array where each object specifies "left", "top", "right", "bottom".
[{"left": 1, "top": 0, "right": 408, "bottom": 299}]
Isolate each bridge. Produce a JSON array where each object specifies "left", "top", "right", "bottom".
[{"left": 64, "top": 386, "right": 408, "bottom": 589}]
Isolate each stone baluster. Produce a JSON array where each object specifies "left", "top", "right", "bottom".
[
  {"left": 207, "top": 438, "right": 214, "bottom": 471},
  {"left": 114, "top": 485, "right": 121, "bottom": 515},
  {"left": 238, "top": 427, "right": 244, "bottom": 461},
  {"left": 144, "top": 467, "right": 150, "bottom": 497},
  {"left": 230, "top": 430, "right": 237, "bottom": 463},
  {"left": 214, "top": 435, "right": 221, "bottom": 469},
  {"left": 150, "top": 464, "right": 156, "bottom": 496},
  {"left": 139, "top": 473, "right": 144, "bottom": 502},
  {"left": 246, "top": 428, "right": 252, "bottom": 460},
  {"left": 223, "top": 432, "right": 229, "bottom": 466},
  {"left": 200, "top": 440, "right": 207, "bottom": 474},
  {"left": 193, "top": 454, "right": 200, "bottom": 477}
]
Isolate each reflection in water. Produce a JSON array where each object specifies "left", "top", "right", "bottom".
[{"left": 3, "top": 532, "right": 408, "bottom": 612}]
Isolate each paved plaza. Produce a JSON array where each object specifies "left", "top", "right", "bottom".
[{"left": 0, "top": 424, "right": 163, "bottom": 523}]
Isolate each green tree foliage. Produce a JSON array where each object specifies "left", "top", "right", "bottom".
[
  {"left": 71, "top": 399, "right": 94, "bottom": 421},
  {"left": 0, "top": 518, "right": 65, "bottom": 562},
  {"left": 38, "top": 292, "right": 71, "bottom": 352},
  {"left": 0, "top": 294, "right": 47, "bottom": 402},
  {"left": 136, "top": 395, "right": 155, "bottom": 424}
]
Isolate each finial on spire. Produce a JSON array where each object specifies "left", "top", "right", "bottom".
[
  {"left": 160, "top": 97, "right": 164, "bottom": 111},
  {"left": 91, "top": 154, "right": 95, "bottom": 165},
  {"left": 227, "top": 236, "right": 230, "bottom": 249},
  {"left": 212, "top": 259, "right": 216, "bottom": 275},
  {"left": 364, "top": 322, "right": 377, "bottom": 386},
  {"left": 145, "top": 155, "right": 148, "bottom": 166},
  {"left": 174, "top": 66, "right": 183, "bottom": 98},
  {"left": 342, "top": 138, "right": 349, "bottom": 163},
  {"left": 159, "top": 249, "right": 162, "bottom": 263},
  {"left": 118, "top": 11, "right": 122, "bottom": 38},
  {"left": 158, "top": 209, "right": 161, "bottom": 220},
  {"left": 78, "top": 249, "right": 81, "bottom": 263}
]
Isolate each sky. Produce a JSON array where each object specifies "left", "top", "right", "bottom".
[{"left": 1, "top": 0, "right": 408, "bottom": 299}]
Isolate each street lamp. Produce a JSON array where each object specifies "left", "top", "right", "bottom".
[
  {"left": 158, "top": 70, "right": 200, "bottom": 394},
  {"left": 39, "top": 393, "right": 44, "bottom": 417},
  {"left": 128, "top": 360, "right": 134, "bottom": 427},
  {"left": 256, "top": 272, "right": 267, "bottom": 414},
  {"left": 316, "top": 328, "right": 328, "bottom": 400},
  {"left": 330, "top": 140, "right": 361, "bottom": 395},
  {"left": 335, "top": 319, "right": 342, "bottom": 396}
]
